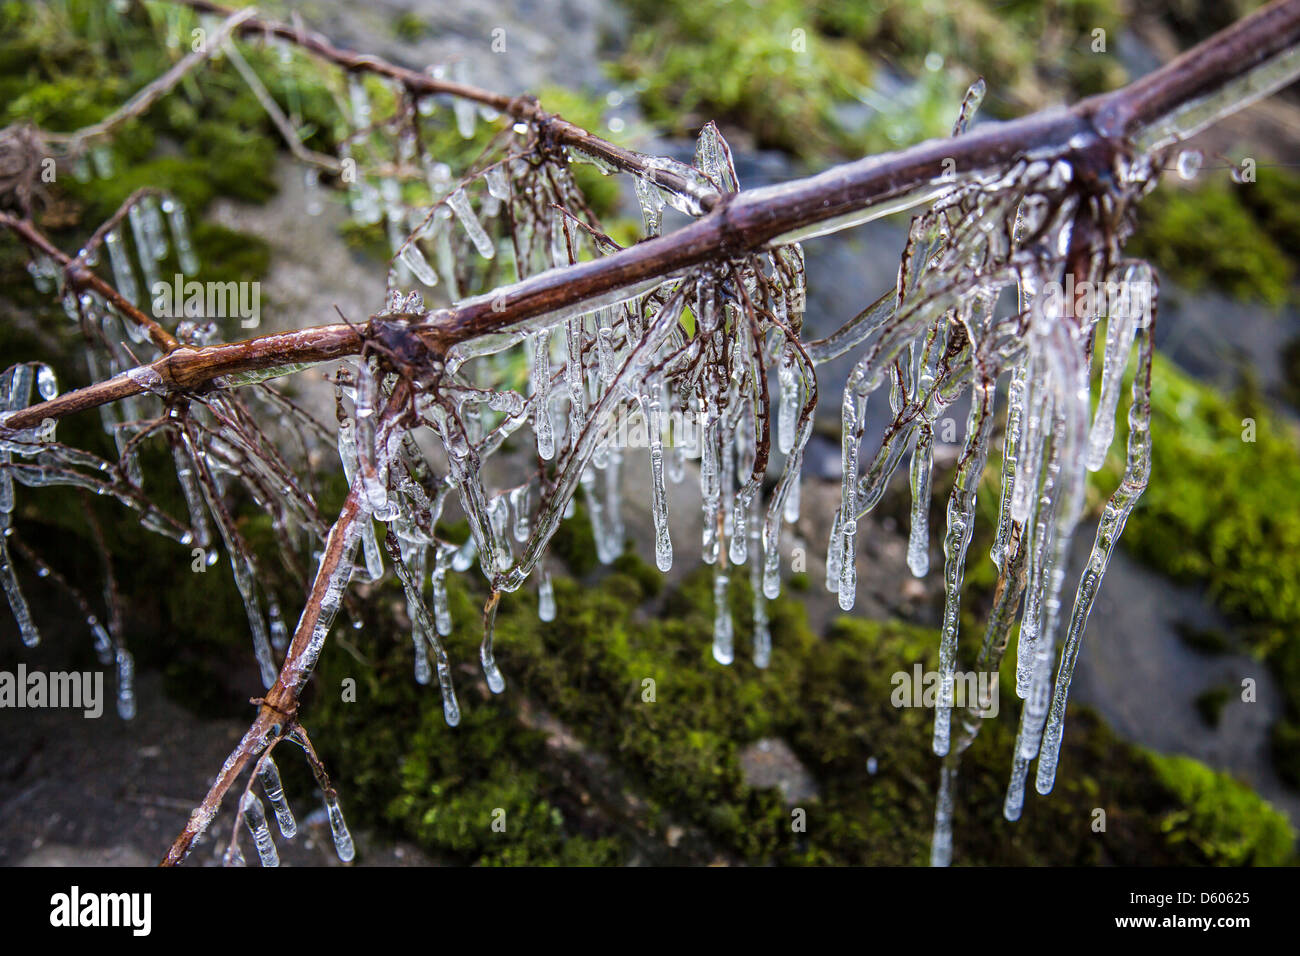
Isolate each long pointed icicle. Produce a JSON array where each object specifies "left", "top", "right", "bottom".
[
  {"left": 1037, "top": 325, "right": 1153, "bottom": 793},
  {"left": 480, "top": 591, "right": 505, "bottom": 694},
  {"left": 641, "top": 379, "right": 673, "bottom": 571},
  {"left": 531, "top": 330, "right": 554, "bottom": 460},
  {"left": 837, "top": 370, "right": 869, "bottom": 610},
  {"left": 1085, "top": 263, "right": 1146, "bottom": 471},
  {"left": 240, "top": 792, "right": 279, "bottom": 867},
  {"left": 257, "top": 756, "right": 297, "bottom": 839},
  {"left": 712, "top": 569, "right": 733, "bottom": 665},
  {"left": 386, "top": 531, "right": 460, "bottom": 726},
  {"left": 907, "top": 424, "right": 934, "bottom": 577},
  {"left": 324, "top": 789, "right": 356, "bottom": 863},
  {"left": 933, "top": 382, "right": 996, "bottom": 757}
]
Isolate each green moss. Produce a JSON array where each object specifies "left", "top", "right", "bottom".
[
  {"left": 1099, "top": 354, "right": 1300, "bottom": 785},
  {"left": 300, "top": 547, "right": 1294, "bottom": 865},
  {"left": 1149, "top": 752, "right": 1293, "bottom": 865},
  {"left": 612, "top": 0, "right": 1126, "bottom": 160},
  {"left": 1128, "top": 181, "right": 1295, "bottom": 306}
]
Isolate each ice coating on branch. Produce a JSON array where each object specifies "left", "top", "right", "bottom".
[
  {"left": 694, "top": 121, "right": 739, "bottom": 193},
  {"left": 634, "top": 175, "right": 665, "bottom": 237}
]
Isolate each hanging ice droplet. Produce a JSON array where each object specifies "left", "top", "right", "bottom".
[
  {"left": 538, "top": 569, "right": 556, "bottom": 622},
  {"left": 35, "top": 364, "right": 57, "bottom": 400},
  {"left": 240, "top": 792, "right": 279, "bottom": 867},
  {"left": 257, "top": 756, "right": 297, "bottom": 839},
  {"left": 1176, "top": 149, "right": 1203, "bottom": 180},
  {"left": 485, "top": 165, "right": 510, "bottom": 201},
  {"left": 451, "top": 62, "right": 477, "bottom": 138},
  {"left": 323, "top": 790, "right": 355, "bottom": 862},
  {"left": 447, "top": 188, "right": 496, "bottom": 259},
  {"left": 399, "top": 243, "right": 439, "bottom": 287},
  {"left": 712, "top": 571, "right": 734, "bottom": 665},
  {"left": 160, "top": 196, "right": 199, "bottom": 276},
  {"left": 115, "top": 647, "right": 136, "bottom": 719}
]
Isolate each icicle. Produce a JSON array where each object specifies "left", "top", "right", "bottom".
[
  {"left": 1037, "top": 327, "right": 1153, "bottom": 794},
  {"left": 411, "top": 623, "right": 431, "bottom": 684},
  {"left": 1085, "top": 264, "right": 1145, "bottom": 470},
  {"left": 161, "top": 197, "right": 198, "bottom": 277},
  {"left": 127, "top": 203, "right": 162, "bottom": 294},
  {"left": 700, "top": 409, "right": 720, "bottom": 565},
  {"left": 399, "top": 243, "right": 440, "bottom": 287},
  {"left": 115, "top": 647, "right": 136, "bottom": 719},
  {"left": 388, "top": 532, "right": 459, "bottom": 726},
  {"left": 240, "top": 792, "right": 279, "bottom": 867},
  {"left": 596, "top": 308, "right": 617, "bottom": 384},
  {"left": 694, "top": 121, "right": 740, "bottom": 193},
  {"left": 634, "top": 176, "right": 664, "bottom": 237},
  {"left": 323, "top": 790, "right": 355, "bottom": 863},
  {"left": 348, "top": 73, "right": 371, "bottom": 129},
  {"left": 531, "top": 330, "right": 554, "bottom": 459},
  {"left": 0, "top": 535, "right": 39, "bottom": 647},
  {"left": 749, "top": 498, "right": 770, "bottom": 668},
  {"left": 432, "top": 543, "right": 453, "bottom": 637},
  {"left": 640, "top": 380, "right": 673, "bottom": 571},
  {"left": 103, "top": 230, "right": 140, "bottom": 305},
  {"left": 304, "top": 166, "right": 324, "bottom": 216},
  {"left": 931, "top": 759, "right": 955, "bottom": 867},
  {"left": 783, "top": 472, "right": 800, "bottom": 524},
  {"left": 488, "top": 494, "right": 513, "bottom": 568},
  {"left": 991, "top": 360, "right": 1027, "bottom": 571},
  {"left": 907, "top": 425, "right": 933, "bottom": 577},
  {"left": 89, "top": 617, "right": 113, "bottom": 665},
  {"left": 712, "top": 570, "right": 733, "bottom": 665},
  {"left": 480, "top": 592, "right": 505, "bottom": 694},
  {"left": 485, "top": 165, "right": 510, "bottom": 201},
  {"left": 447, "top": 187, "right": 496, "bottom": 259},
  {"left": 932, "top": 383, "right": 995, "bottom": 757},
  {"left": 538, "top": 568, "right": 556, "bottom": 622},
  {"left": 837, "top": 372, "right": 869, "bottom": 611},
  {"left": 434, "top": 211, "right": 460, "bottom": 299},
  {"left": 777, "top": 346, "right": 799, "bottom": 455},
  {"left": 353, "top": 360, "right": 389, "bottom": 513},
  {"left": 257, "top": 756, "right": 297, "bottom": 839},
  {"left": 451, "top": 534, "right": 477, "bottom": 573},
  {"left": 510, "top": 485, "right": 531, "bottom": 543},
  {"left": 451, "top": 63, "right": 477, "bottom": 138}
]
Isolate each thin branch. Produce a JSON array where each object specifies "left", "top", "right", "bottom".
[
  {"left": 44, "top": 7, "right": 258, "bottom": 147},
  {"left": 5, "top": 0, "right": 1296, "bottom": 434}
]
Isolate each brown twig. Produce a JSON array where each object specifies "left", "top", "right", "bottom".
[{"left": 6, "top": 1, "right": 1298, "bottom": 433}]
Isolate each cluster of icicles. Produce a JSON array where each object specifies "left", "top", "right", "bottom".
[
  {"left": 226, "top": 739, "right": 356, "bottom": 867},
  {"left": 326, "top": 77, "right": 1163, "bottom": 868},
  {"left": 1, "top": 55, "right": 1171, "bottom": 868},
  {"left": 1, "top": 185, "right": 208, "bottom": 722}
]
